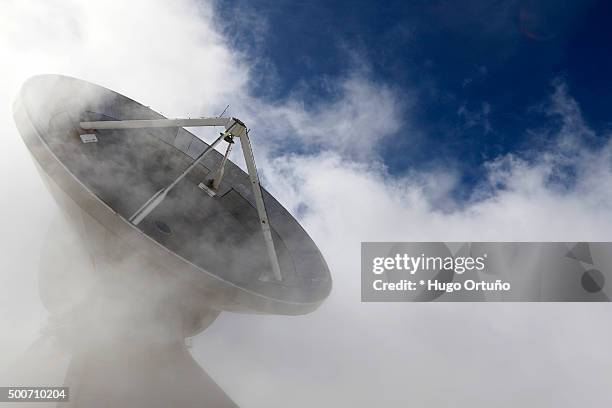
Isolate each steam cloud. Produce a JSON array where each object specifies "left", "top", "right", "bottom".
[{"left": 2, "top": 1, "right": 612, "bottom": 407}]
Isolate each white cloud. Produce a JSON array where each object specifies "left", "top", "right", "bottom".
[
  {"left": 2, "top": 1, "right": 612, "bottom": 407},
  {"left": 243, "top": 74, "right": 403, "bottom": 158}
]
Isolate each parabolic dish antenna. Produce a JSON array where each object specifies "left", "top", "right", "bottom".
[{"left": 13, "top": 74, "right": 331, "bottom": 317}]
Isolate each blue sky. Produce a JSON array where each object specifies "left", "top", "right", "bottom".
[{"left": 216, "top": 0, "right": 612, "bottom": 198}]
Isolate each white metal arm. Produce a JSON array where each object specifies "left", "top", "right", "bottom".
[
  {"left": 80, "top": 117, "right": 232, "bottom": 130},
  {"left": 80, "top": 117, "right": 283, "bottom": 281}
]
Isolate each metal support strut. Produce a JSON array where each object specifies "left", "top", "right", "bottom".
[{"left": 80, "top": 117, "right": 283, "bottom": 281}]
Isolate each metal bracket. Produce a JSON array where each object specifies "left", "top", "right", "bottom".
[{"left": 79, "top": 133, "right": 98, "bottom": 143}]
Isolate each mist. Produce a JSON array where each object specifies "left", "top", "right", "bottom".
[{"left": 2, "top": 1, "right": 612, "bottom": 407}]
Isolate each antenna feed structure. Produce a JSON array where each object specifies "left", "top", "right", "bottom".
[{"left": 80, "top": 115, "right": 283, "bottom": 282}]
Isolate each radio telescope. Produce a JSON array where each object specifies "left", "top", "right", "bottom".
[{"left": 12, "top": 75, "right": 331, "bottom": 407}]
